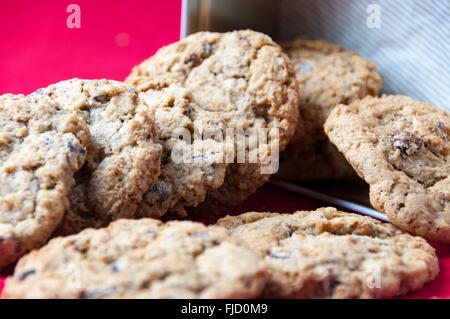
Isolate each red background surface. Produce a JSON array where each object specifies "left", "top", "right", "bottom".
[{"left": 0, "top": 0, "right": 448, "bottom": 299}]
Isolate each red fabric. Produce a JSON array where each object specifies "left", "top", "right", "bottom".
[
  {"left": 0, "top": 0, "right": 181, "bottom": 94},
  {"left": 0, "top": 0, "right": 448, "bottom": 299}
]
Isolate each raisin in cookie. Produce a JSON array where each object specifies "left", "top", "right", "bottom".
[
  {"left": 278, "top": 38, "right": 383, "bottom": 180},
  {"left": 133, "top": 79, "right": 227, "bottom": 218},
  {"left": 126, "top": 30, "right": 299, "bottom": 215},
  {"left": 3, "top": 219, "right": 266, "bottom": 298},
  {"left": 325, "top": 95, "right": 450, "bottom": 242},
  {"left": 217, "top": 207, "right": 439, "bottom": 298},
  {"left": 32, "top": 79, "right": 162, "bottom": 236},
  {"left": 0, "top": 93, "right": 89, "bottom": 267}
]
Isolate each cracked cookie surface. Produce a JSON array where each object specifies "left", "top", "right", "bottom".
[
  {"left": 279, "top": 38, "right": 383, "bottom": 180},
  {"left": 0, "top": 93, "right": 89, "bottom": 267},
  {"left": 325, "top": 95, "right": 450, "bottom": 242},
  {"left": 3, "top": 219, "right": 266, "bottom": 298},
  {"left": 32, "top": 79, "right": 162, "bottom": 236},
  {"left": 127, "top": 30, "right": 299, "bottom": 215},
  {"left": 217, "top": 207, "right": 439, "bottom": 298}
]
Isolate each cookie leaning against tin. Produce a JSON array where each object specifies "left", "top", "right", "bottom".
[
  {"left": 283, "top": 38, "right": 383, "bottom": 142},
  {"left": 277, "top": 38, "right": 383, "bottom": 181},
  {"left": 0, "top": 93, "right": 89, "bottom": 267},
  {"left": 126, "top": 30, "right": 299, "bottom": 215},
  {"left": 32, "top": 79, "right": 162, "bottom": 236},
  {"left": 325, "top": 95, "right": 450, "bottom": 242},
  {"left": 217, "top": 207, "right": 439, "bottom": 298},
  {"left": 133, "top": 79, "right": 227, "bottom": 218},
  {"left": 2, "top": 219, "right": 267, "bottom": 298}
]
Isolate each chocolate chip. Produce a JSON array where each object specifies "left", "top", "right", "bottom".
[
  {"left": 160, "top": 152, "right": 170, "bottom": 165},
  {"left": 252, "top": 103, "right": 270, "bottom": 121},
  {"left": 93, "top": 95, "right": 112, "bottom": 104},
  {"left": 150, "top": 181, "right": 170, "bottom": 202},
  {"left": 70, "top": 239, "right": 82, "bottom": 252},
  {"left": 283, "top": 224, "right": 297, "bottom": 237},
  {"left": 18, "top": 269, "right": 36, "bottom": 280},
  {"left": 184, "top": 53, "right": 197, "bottom": 65},
  {"left": 391, "top": 131, "right": 425, "bottom": 156},
  {"left": 68, "top": 141, "right": 86, "bottom": 155},
  {"left": 184, "top": 44, "right": 213, "bottom": 67},
  {"left": 341, "top": 95, "right": 350, "bottom": 105}
]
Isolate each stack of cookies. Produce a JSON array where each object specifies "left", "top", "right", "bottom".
[{"left": 0, "top": 30, "right": 448, "bottom": 298}]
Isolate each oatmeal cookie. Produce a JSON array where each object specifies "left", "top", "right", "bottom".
[
  {"left": 325, "top": 95, "right": 450, "bottom": 242},
  {"left": 3, "top": 219, "right": 266, "bottom": 298},
  {"left": 278, "top": 38, "right": 383, "bottom": 180},
  {"left": 33, "top": 79, "right": 162, "bottom": 236},
  {"left": 127, "top": 30, "right": 299, "bottom": 214},
  {"left": 283, "top": 38, "right": 383, "bottom": 142},
  {"left": 217, "top": 207, "right": 439, "bottom": 298},
  {"left": 0, "top": 93, "right": 89, "bottom": 267}
]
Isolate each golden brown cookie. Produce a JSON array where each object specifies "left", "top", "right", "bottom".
[
  {"left": 278, "top": 38, "right": 383, "bottom": 180},
  {"left": 33, "top": 79, "right": 162, "bottom": 236},
  {"left": 217, "top": 207, "right": 439, "bottom": 298},
  {"left": 127, "top": 30, "right": 299, "bottom": 215},
  {"left": 0, "top": 93, "right": 89, "bottom": 267},
  {"left": 325, "top": 95, "right": 449, "bottom": 242},
  {"left": 3, "top": 219, "right": 267, "bottom": 299}
]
